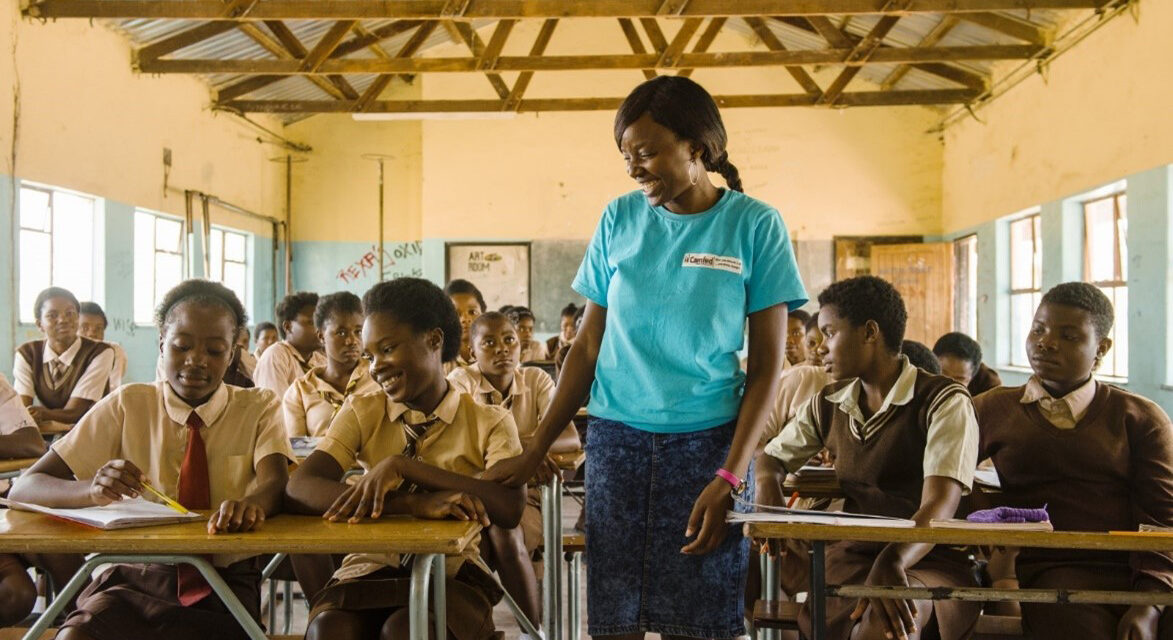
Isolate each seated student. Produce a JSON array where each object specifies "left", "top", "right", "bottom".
[
  {"left": 252, "top": 322, "right": 279, "bottom": 360},
  {"left": 283, "top": 291, "right": 380, "bottom": 439},
  {"left": 934, "top": 332, "right": 1003, "bottom": 397},
  {"left": 449, "top": 311, "right": 581, "bottom": 629},
  {"left": 546, "top": 303, "right": 579, "bottom": 358},
  {"left": 973, "top": 283, "right": 1173, "bottom": 640},
  {"left": 506, "top": 307, "right": 550, "bottom": 363},
  {"left": 254, "top": 292, "right": 326, "bottom": 397},
  {"left": 902, "top": 339, "right": 942, "bottom": 374},
  {"left": 804, "top": 311, "right": 824, "bottom": 367},
  {"left": 760, "top": 309, "right": 831, "bottom": 452},
  {"left": 762, "top": 276, "right": 980, "bottom": 640},
  {"left": 785, "top": 308, "right": 812, "bottom": 367},
  {"left": 78, "top": 302, "right": 128, "bottom": 390},
  {"left": 286, "top": 278, "right": 524, "bottom": 640},
  {"left": 553, "top": 304, "right": 585, "bottom": 380},
  {"left": 9, "top": 280, "right": 293, "bottom": 640},
  {"left": 444, "top": 279, "right": 487, "bottom": 372},
  {"left": 0, "top": 373, "right": 48, "bottom": 626},
  {"left": 234, "top": 327, "right": 257, "bottom": 380},
  {"left": 14, "top": 287, "right": 114, "bottom": 427}
]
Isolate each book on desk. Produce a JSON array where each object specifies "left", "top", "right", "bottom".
[
  {"left": 728, "top": 505, "right": 915, "bottom": 528},
  {"left": 1, "top": 497, "right": 202, "bottom": 530}
]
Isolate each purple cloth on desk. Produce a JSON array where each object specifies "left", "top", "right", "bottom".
[{"left": 967, "top": 505, "right": 1050, "bottom": 524}]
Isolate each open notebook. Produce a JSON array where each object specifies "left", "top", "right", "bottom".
[
  {"left": 1, "top": 497, "right": 202, "bottom": 530},
  {"left": 728, "top": 505, "right": 915, "bottom": 528}
]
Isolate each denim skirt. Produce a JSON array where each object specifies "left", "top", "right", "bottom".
[{"left": 584, "top": 417, "right": 754, "bottom": 638}]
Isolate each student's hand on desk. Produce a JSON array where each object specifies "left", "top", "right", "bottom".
[
  {"left": 324, "top": 456, "right": 404, "bottom": 523},
  {"left": 90, "top": 459, "right": 145, "bottom": 505},
  {"left": 681, "top": 478, "right": 734, "bottom": 555},
  {"left": 208, "top": 499, "right": 265, "bottom": 534},
  {"left": 409, "top": 491, "right": 490, "bottom": 526},
  {"left": 482, "top": 453, "right": 538, "bottom": 488},
  {"left": 851, "top": 556, "right": 917, "bottom": 640},
  {"left": 1118, "top": 604, "right": 1160, "bottom": 640}
]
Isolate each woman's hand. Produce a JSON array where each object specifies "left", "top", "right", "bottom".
[
  {"left": 681, "top": 477, "right": 734, "bottom": 555},
  {"left": 324, "top": 456, "right": 404, "bottom": 523},
  {"left": 208, "top": 499, "right": 266, "bottom": 534},
  {"left": 1117, "top": 604, "right": 1160, "bottom": 640},
  {"left": 89, "top": 459, "right": 144, "bottom": 506},
  {"left": 409, "top": 491, "right": 490, "bottom": 526},
  {"left": 850, "top": 554, "right": 917, "bottom": 640}
]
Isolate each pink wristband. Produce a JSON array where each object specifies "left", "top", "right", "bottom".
[{"left": 715, "top": 468, "right": 743, "bottom": 490}]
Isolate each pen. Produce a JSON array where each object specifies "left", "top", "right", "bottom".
[
  {"left": 140, "top": 481, "right": 191, "bottom": 515},
  {"left": 786, "top": 491, "right": 800, "bottom": 508}
]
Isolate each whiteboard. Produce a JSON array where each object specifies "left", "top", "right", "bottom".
[{"left": 445, "top": 243, "right": 531, "bottom": 310}]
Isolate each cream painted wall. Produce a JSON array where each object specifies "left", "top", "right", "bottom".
[
  {"left": 941, "top": 0, "right": 1173, "bottom": 232},
  {"left": 0, "top": 12, "right": 285, "bottom": 236}
]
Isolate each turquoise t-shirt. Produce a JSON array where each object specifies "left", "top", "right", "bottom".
[{"left": 572, "top": 189, "right": 808, "bottom": 433}]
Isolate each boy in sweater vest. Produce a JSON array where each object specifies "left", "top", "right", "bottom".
[
  {"left": 762, "top": 276, "right": 980, "bottom": 640},
  {"left": 974, "top": 283, "right": 1173, "bottom": 640}
]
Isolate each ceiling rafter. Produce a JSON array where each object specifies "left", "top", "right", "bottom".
[
  {"left": 881, "top": 15, "right": 959, "bottom": 90},
  {"left": 744, "top": 16, "right": 822, "bottom": 98},
  {"left": 959, "top": 12, "right": 1054, "bottom": 45},
  {"left": 356, "top": 21, "right": 440, "bottom": 110},
  {"left": 237, "top": 22, "right": 352, "bottom": 100},
  {"left": 658, "top": 18, "right": 703, "bottom": 68},
  {"left": 617, "top": 18, "right": 657, "bottom": 80},
  {"left": 26, "top": 0, "right": 1111, "bottom": 20},
  {"left": 448, "top": 20, "right": 512, "bottom": 99},
  {"left": 503, "top": 18, "right": 559, "bottom": 110},
  {"left": 818, "top": 12, "right": 906, "bottom": 105},
  {"left": 134, "top": 20, "right": 236, "bottom": 63},
  {"left": 677, "top": 16, "right": 726, "bottom": 78}
]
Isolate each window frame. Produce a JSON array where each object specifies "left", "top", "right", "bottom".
[
  {"left": 133, "top": 209, "right": 188, "bottom": 325},
  {"left": 1007, "top": 212, "right": 1042, "bottom": 368},
  {"left": 1082, "top": 191, "right": 1128, "bottom": 379},
  {"left": 952, "top": 234, "right": 978, "bottom": 337},
  {"left": 207, "top": 224, "right": 253, "bottom": 317},
  {"left": 17, "top": 182, "right": 101, "bottom": 324}
]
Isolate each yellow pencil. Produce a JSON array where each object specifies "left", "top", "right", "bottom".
[{"left": 140, "top": 481, "right": 191, "bottom": 515}]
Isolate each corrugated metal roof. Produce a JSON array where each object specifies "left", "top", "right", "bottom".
[{"left": 103, "top": 10, "right": 1085, "bottom": 119}]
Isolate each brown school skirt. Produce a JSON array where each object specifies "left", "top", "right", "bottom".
[
  {"left": 793, "top": 542, "right": 981, "bottom": 640},
  {"left": 308, "top": 561, "right": 504, "bottom": 640},
  {"left": 59, "top": 557, "right": 262, "bottom": 640},
  {"left": 1018, "top": 560, "right": 1173, "bottom": 640}
]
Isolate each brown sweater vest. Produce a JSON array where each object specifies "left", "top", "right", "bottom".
[
  {"left": 16, "top": 338, "right": 111, "bottom": 409},
  {"left": 974, "top": 383, "right": 1173, "bottom": 591},
  {"left": 967, "top": 363, "right": 1002, "bottom": 397}
]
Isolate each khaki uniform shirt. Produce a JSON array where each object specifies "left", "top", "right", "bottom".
[
  {"left": 253, "top": 341, "right": 327, "bottom": 398},
  {"left": 49, "top": 381, "right": 294, "bottom": 565},
  {"left": 447, "top": 363, "right": 560, "bottom": 441},
  {"left": 0, "top": 374, "right": 37, "bottom": 436},
  {"left": 519, "top": 340, "right": 549, "bottom": 363},
  {"left": 317, "top": 387, "right": 522, "bottom": 580},
  {"left": 283, "top": 365, "right": 381, "bottom": 438},
  {"left": 761, "top": 364, "right": 832, "bottom": 446}
]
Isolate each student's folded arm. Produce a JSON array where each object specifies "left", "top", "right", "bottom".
[
  {"left": 8, "top": 450, "right": 97, "bottom": 508},
  {"left": 1127, "top": 406, "right": 1173, "bottom": 593},
  {"left": 285, "top": 450, "right": 349, "bottom": 515},
  {"left": 392, "top": 457, "right": 525, "bottom": 528},
  {"left": 34, "top": 397, "right": 96, "bottom": 425},
  {"left": 241, "top": 453, "right": 289, "bottom": 517},
  {"left": 0, "top": 427, "right": 47, "bottom": 459}
]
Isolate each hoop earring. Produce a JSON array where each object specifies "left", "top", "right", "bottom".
[{"left": 688, "top": 159, "right": 699, "bottom": 186}]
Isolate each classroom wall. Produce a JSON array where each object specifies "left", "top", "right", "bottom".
[{"left": 0, "top": 13, "right": 287, "bottom": 382}]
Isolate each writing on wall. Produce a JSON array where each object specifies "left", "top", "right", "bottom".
[{"left": 337, "top": 241, "right": 423, "bottom": 284}]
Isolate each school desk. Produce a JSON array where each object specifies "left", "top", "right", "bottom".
[
  {"left": 746, "top": 521, "right": 1173, "bottom": 640},
  {"left": 0, "top": 459, "right": 38, "bottom": 480},
  {"left": 541, "top": 449, "right": 586, "bottom": 640},
  {"left": 0, "top": 510, "right": 480, "bottom": 640}
]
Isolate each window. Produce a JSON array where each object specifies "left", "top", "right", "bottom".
[
  {"left": 18, "top": 184, "right": 100, "bottom": 323},
  {"left": 1008, "top": 213, "right": 1042, "bottom": 367},
  {"left": 953, "top": 235, "right": 978, "bottom": 337},
  {"left": 208, "top": 226, "right": 251, "bottom": 316},
  {"left": 134, "top": 210, "right": 186, "bottom": 324},
  {"left": 1083, "top": 191, "right": 1128, "bottom": 378}
]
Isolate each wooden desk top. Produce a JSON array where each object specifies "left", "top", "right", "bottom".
[
  {"left": 0, "top": 510, "right": 481, "bottom": 556},
  {"left": 551, "top": 450, "right": 586, "bottom": 471},
  {"left": 0, "top": 459, "right": 38, "bottom": 474},
  {"left": 746, "top": 522, "right": 1173, "bottom": 553},
  {"left": 38, "top": 421, "right": 72, "bottom": 435}
]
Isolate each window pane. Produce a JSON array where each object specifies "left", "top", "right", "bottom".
[
  {"left": 1031, "top": 216, "right": 1042, "bottom": 288},
  {"left": 19, "top": 188, "right": 51, "bottom": 232},
  {"left": 52, "top": 194, "right": 94, "bottom": 302},
  {"left": 1116, "top": 195, "right": 1128, "bottom": 281},
  {"left": 155, "top": 217, "right": 183, "bottom": 254},
  {"left": 134, "top": 212, "right": 157, "bottom": 324},
  {"left": 1010, "top": 217, "right": 1038, "bottom": 291},
  {"left": 1009, "top": 293, "right": 1037, "bottom": 367},
  {"left": 156, "top": 253, "right": 184, "bottom": 311},
  {"left": 224, "top": 232, "right": 246, "bottom": 262},
  {"left": 1097, "top": 285, "right": 1128, "bottom": 379},
  {"left": 953, "top": 235, "right": 978, "bottom": 336},
  {"left": 223, "top": 262, "right": 247, "bottom": 308},
  {"left": 1085, "top": 197, "right": 1117, "bottom": 282},
  {"left": 19, "top": 230, "right": 52, "bottom": 323},
  {"left": 209, "top": 230, "right": 224, "bottom": 282}
]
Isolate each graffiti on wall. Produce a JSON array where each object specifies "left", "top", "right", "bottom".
[{"left": 337, "top": 241, "right": 424, "bottom": 285}]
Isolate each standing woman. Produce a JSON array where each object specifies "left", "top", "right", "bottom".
[{"left": 487, "top": 76, "right": 806, "bottom": 639}]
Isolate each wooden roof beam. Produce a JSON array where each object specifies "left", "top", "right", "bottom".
[
  {"left": 301, "top": 21, "right": 357, "bottom": 72},
  {"left": 356, "top": 21, "right": 439, "bottom": 110},
  {"left": 744, "top": 17, "right": 822, "bottom": 98},
  {"left": 618, "top": 18, "right": 657, "bottom": 80},
  {"left": 881, "top": 15, "right": 959, "bottom": 89},
  {"left": 141, "top": 44, "right": 1043, "bottom": 74},
  {"left": 449, "top": 21, "right": 511, "bottom": 98},
  {"left": 241, "top": 22, "right": 358, "bottom": 99},
  {"left": 26, "top": 0, "right": 1112, "bottom": 20},
  {"left": 134, "top": 21, "right": 236, "bottom": 63},
  {"left": 219, "top": 89, "right": 983, "bottom": 113},
  {"left": 677, "top": 16, "right": 726, "bottom": 78},
  {"left": 479, "top": 19, "right": 517, "bottom": 70},
  {"left": 959, "top": 12, "right": 1055, "bottom": 46},
  {"left": 658, "top": 17, "right": 703, "bottom": 67},
  {"left": 818, "top": 6, "right": 907, "bottom": 105},
  {"left": 503, "top": 18, "right": 559, "bottom": 110}
]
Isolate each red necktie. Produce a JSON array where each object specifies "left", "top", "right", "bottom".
[{"left": 176, "top": 412, "right": 212, "bottom": 607}]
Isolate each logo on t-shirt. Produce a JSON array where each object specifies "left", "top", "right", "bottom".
[{"left": 682, "top": 253, "right": 743, "bottom": 275}]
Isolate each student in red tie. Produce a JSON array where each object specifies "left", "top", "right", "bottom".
[{"left": 11, "top": 279, "right": 294, "bottom": 640}]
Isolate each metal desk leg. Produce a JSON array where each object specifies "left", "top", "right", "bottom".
[
  {"left": 23, "top": 554, "right": 268, "bottom": 640},
  {"left": 541, "top": 481, "right": 556, "bottom": 639},
  {"left": 764, "top": 549, "right": 779, "bottom": 640},
  {"left": 551, "top": 472, "right": 564, "bottom": 640},
  {"left": 432, "top": 555, "right": 447, "bottom": 640},
  {"left": 409, "top": 553, "right": 437, "bottom": 640},
  {"left": 267, "top": 576, "right": 277, "bottom": 631},
  {"left": 283, "top": 578, "right": 293, "bottom": 633},
  {"left": 566, "top": 551, "right": 582, "bottom": 640},
  {"left": 810, "top": 541, "right": 826, "bottom": 640}
]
